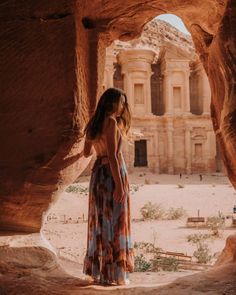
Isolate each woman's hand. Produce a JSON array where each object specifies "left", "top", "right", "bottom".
[{"left": 114, "top": 184, "right": 125, "bottom": 203}]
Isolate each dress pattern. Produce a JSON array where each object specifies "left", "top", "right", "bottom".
[{"left": 83, "top": 134, "right": 134, "bottom": 284}]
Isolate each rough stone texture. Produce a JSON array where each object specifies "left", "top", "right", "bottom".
[
  {"left": 215, "top": 234, "right": 236, "bottom": 266},
  {"left": 0, "top": 0, "right": 236, "bottom": 292},
  {"left": 0, "top": 1, "right": 92, "bottom": 232},
  {"left": 1, "top": 0, "right": 233, "bottom": 233},
  {"left": 1, "top": 235, "right": 236, "bottom": 294},
  {"left": 113, "top": 19, "right": 195, "bottom": 55}
]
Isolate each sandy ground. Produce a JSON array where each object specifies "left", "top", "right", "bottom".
[{"left": 41, "top": 172, "right": 236, "bottom": 284}]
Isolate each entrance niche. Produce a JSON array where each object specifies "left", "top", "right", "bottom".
[
  {"left": 134, "top": 83, "right": 144, "bottom": 104},
  {"left": 134, "top": 140, "right": 148, "bottom": 167},
  {"left": 215, "top": 140, "right": 224, "bottom": 172},
  {"left": 151, "top": 63, "right": 164, "bottom": 116},
  {"left": 190, "top": 72, "right": 203, "bottom": 115},
  {"left": 173, "top": 86, "right": 182, "bottom": 110}
]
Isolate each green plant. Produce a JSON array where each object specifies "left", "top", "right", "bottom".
[
  {"left": 65, "top": 184, "right": 89, "bottom": 194},
  {"left": 187, "top": 233, "right": 212, "bottom": 264},
  {"left": 193, "top": 243, "right": 212, "bottom": 264},
  {"left": 187, "top": 233, "right": 211, "bottom": 244},
  {"left": 134, "top": 254, "right": 152, "bottom": 272},
  {"left": 206, "top": 212, "right": 225, "bottom": 237},
  {"left": 130, "top": 184, "right": 140, "bottom": 194},
  {"left": 66, "top": 185, "right": 79, "bottom": 193},
  {"left": 140, "top": 202, "right": 165, "bottom": 220},
  {"left": 134, "top": 240, "right": 181, "bottom": 272},
  {"left": 165, "top": 207, "right": 187, "bottom": 220},
  {"left": 151, "top": 256, "right": 179, "bottom": 272},
  {"left": 134, "top": 241, "right": 162, "bottom": 255}
]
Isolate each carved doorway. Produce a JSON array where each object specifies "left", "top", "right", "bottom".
[{"left": 134, "top": 140, "right": 148, "bottom": 167}]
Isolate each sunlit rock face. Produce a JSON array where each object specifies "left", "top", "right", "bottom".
[
  {"left": 0, "top": 1, "right": 91, "bottom": 232},
  {"left": 0, "top": 0, "right": 235, "bottom": 235},
  {"left": 0, "top": 235, "right": 236, "bottom": 294},
  {"left": 0, "top": 1, "right": 236, "bottom": 294}
]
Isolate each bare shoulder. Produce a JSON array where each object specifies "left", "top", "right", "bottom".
[{"left": 104, "top": 116, "right": 118, "bottom": 130}]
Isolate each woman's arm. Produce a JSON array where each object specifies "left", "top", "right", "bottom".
[
  {"left": 105, "top": 117, "right": 123, "bottom": 194},
  {"left": 83, "top": 138, "right": 94, "bottom": 158}
]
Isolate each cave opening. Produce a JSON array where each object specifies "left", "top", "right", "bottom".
[
  {"left": 41, "top": 12, "right": 235, "bottom": 287},
  {"left": 1, "top": 1, "right": 235, "bottom": 293}
]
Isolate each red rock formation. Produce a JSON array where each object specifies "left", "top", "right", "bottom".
[
  {"left": 0, "top": 236, "right": 236, "bottom": 294},
  {"left": 0, "top": 1, "right": 236, "bottom": 293},
  {"left": 114, "top": 19, "right": 195, "bottom": 55},
  {"left": 0, "top": 1, "right": 91, "bottom": 232},
  {"left": 215, "top": 234, "right": 236, "bottom": 266},
  {"left": 0, "top": 0, "right": 235, "bottom": 238}
]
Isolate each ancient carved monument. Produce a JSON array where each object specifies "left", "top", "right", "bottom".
[{"left": 103, "top": 20, "right": 224, "bottom": 174}]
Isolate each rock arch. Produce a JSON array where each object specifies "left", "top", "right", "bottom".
[{"left": 0, "top": 0, "right": 235, "bottom": 237}]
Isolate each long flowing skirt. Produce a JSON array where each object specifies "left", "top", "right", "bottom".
[{"left": 83, "top": 154, "right": 134, "bottom": 284}]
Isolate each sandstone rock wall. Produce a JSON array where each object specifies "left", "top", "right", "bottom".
[
  {"left": 0, "top": 1, "right": 91, "bottom": 232},
  {"left": 0, "top": 0, "right": 235, "bottom": 233}
]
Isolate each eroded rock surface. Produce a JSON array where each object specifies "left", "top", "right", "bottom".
[
  {"left": 1, "top": 0, "right": 235, "bottom": 233},
  {"left": 1, "top": 235, "right": 236, "bottom": 294}
]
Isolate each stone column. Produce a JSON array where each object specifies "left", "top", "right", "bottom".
[
  {"left": 122, "top": 72, "right": 133, "bottom": 110},
  {"left": 185, "top": 126, "right": 192, "bottom": 174},
  {"left": 183, "top": 70, "right": 191, "bottom": 114},
  {"left": 148, "top": 131, "right": 160, "bottom": 173},
  {"left": 146, "top": 70, "right": 153, "bottom": 114},
  {"left": 154, "top": 130, "right": 160, "bottom": 173},
  {"left": 166, "top": 118, "right": 174, "bottom": 174},
  {"left": 201, "top": 71, "right": 211, "bottom": 114},
  {"left": 163, "top": 70, "right": 173, "bottom": 115},
  {"left": 104, "top": 49, "right": 115, "bottom": 88}
]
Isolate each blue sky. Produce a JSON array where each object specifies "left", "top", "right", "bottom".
[{"left": 156, "top": 14, "right": 190, "bottom": 35}]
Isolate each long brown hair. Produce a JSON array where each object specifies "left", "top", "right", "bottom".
[{"left": 84, "top": 87, "right": 131, "bottom": 140}]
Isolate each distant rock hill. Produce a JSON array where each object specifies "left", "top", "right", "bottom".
[{"left": 112, "top": 19, "right": 196, "bottom": 58}]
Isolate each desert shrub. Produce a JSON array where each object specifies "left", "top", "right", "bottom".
[
  {"left": 206, "top": 212, "right": 225, "bottom": 237},
  {"left": 130, "top": 184, "right": 140, "bottom": 194},
  {"left": 193, "top": 243, "right": 212, "bottom": 264},
  {"left": 65, "top": 184, "right": 88, "bottom": 194},
  {"left": 165, "top": 207, "right": 187, "bottom": 220},
  {"left": 134, "top": 254, "right": 152, "bottom": 272},
  {"left": 187, "top": 233, "right": 212, "bottom": 264},
  {"left": 66, "top": 185, "right": 79, "bottom": 193},
  {"left": 140, "top": 202, "right": 165, "bottom": 220},
  {"left": 187, "top": 233, "right": 211, "bottom": 244},
  {"left": 151, "top": 256, "right": 179, "bottom": 272},
  {"left": 134, "top": 241, "right": 162, "bottom": 255},
  {"left": 134, "top": 240, "right": 182, "bottom": 272}
]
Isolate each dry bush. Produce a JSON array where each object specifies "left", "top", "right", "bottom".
[
  {"left": 140, "top": 202, "right": 165, "bottom": 220},
  {"left": 165, "top": 207, "right": 187, "bottom": 220}
]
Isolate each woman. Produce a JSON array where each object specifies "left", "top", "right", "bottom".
[{"left": 82, "top": 87, "right": 134, "bottom": 286}]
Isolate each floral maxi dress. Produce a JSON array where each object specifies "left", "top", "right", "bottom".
[{"left": 83, "top": 134, "right": 134, "bottom": 284}]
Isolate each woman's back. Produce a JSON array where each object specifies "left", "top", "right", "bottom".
[{"left": 91, "top": 116, "right": 121, "bottom": 157}]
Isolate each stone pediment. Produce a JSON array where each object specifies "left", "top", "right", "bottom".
[{"left": 161, "top": 43, "right": 193, "bottom": 60}]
